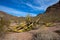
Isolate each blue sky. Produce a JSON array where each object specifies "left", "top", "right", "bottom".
[{"left": 0, "top": 0, "right": 59, "bottom": 17}]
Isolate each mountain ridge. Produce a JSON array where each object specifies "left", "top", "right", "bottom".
[{"left": 36, "top": 1, "right": 60, "bottom": 22}]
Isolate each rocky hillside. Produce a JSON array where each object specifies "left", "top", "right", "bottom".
[
  {"left": 0, "top": 11, "right": 25, "bottom": 23},
  {"left": 36, "top": 1, "right": 60, "bottom": 23}
]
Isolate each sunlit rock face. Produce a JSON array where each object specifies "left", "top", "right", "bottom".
[
  {"left": 36, "top": 1, "right": 60, "bottom": 22},
  {"left": 46, "top": 1, "right": 60, "bottom": 14},
  {"left": 45, "top": 1, "right": 60, "bottom": 21}
]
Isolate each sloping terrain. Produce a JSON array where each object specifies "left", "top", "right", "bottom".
[
  {"left": 36, "top": 1, "right": 60, "bottom": 23},
  {"left": 0, "top": 11, "right": 25, "bottom": 23}
]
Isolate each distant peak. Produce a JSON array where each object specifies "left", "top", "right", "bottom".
[{"left": 46, "top": 1, "right": 60, "bottom": 13}]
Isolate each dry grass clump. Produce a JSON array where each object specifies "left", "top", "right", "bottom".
[
  {"left": 44, "top": 22, "right": 56, "bottom": 27},
  {"left": 8, "top": 14, "right": 41, "bottom": 33},
  {"left": 33, "top": 30, "right": 60, "bottom": 40}
]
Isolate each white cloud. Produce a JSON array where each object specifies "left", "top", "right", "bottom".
[
  {"left": 25, "top": 3, "right": 47, "bottom": 10},
  {"left": 24, "top": 0, "right": 59, "bottom": 11},
  {"left": 0, "top": 5, "right": 36, "bottom": 17}
]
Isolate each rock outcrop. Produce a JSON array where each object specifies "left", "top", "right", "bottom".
[{"left": 36, "top": 1, "right": 60, "bottom": 22}]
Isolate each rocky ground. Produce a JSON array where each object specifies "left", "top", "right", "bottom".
[{"left": 0, "top": 23, "right": 60, "bottom": 40}]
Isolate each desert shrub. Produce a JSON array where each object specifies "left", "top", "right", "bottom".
[
  {"left": 9, "top": 22, "right": 33, "bottom": 33},
  {"left": 33, "top": 30, "right": 60, "bottom": 40},
  {"left": 25, "top": 14, "right": 32, "bottom": 23},
  {"left": 0, "top": 16, "right": 10, "bottom": 37},
  {"left": 0, "top": 17, "right": 5, "bottom": 36},
  {"left": 45, "top": 22, "right": 56, "bottom": 27},
  {"left": 8, "top": 14, "right": 46, "bottom": 33},
  {"left": 8, "top": 14, "right": 34, "bottom": 32},
  {"left": 25, "top": 14, "right": 41, "bottom": 30},
  {"left": 39, "top": 22, "right": 56, "bottom": 27}
]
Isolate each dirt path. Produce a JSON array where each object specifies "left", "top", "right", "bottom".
[{"left": 1, "top": 32, "right": 33, "bottom": 40}]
